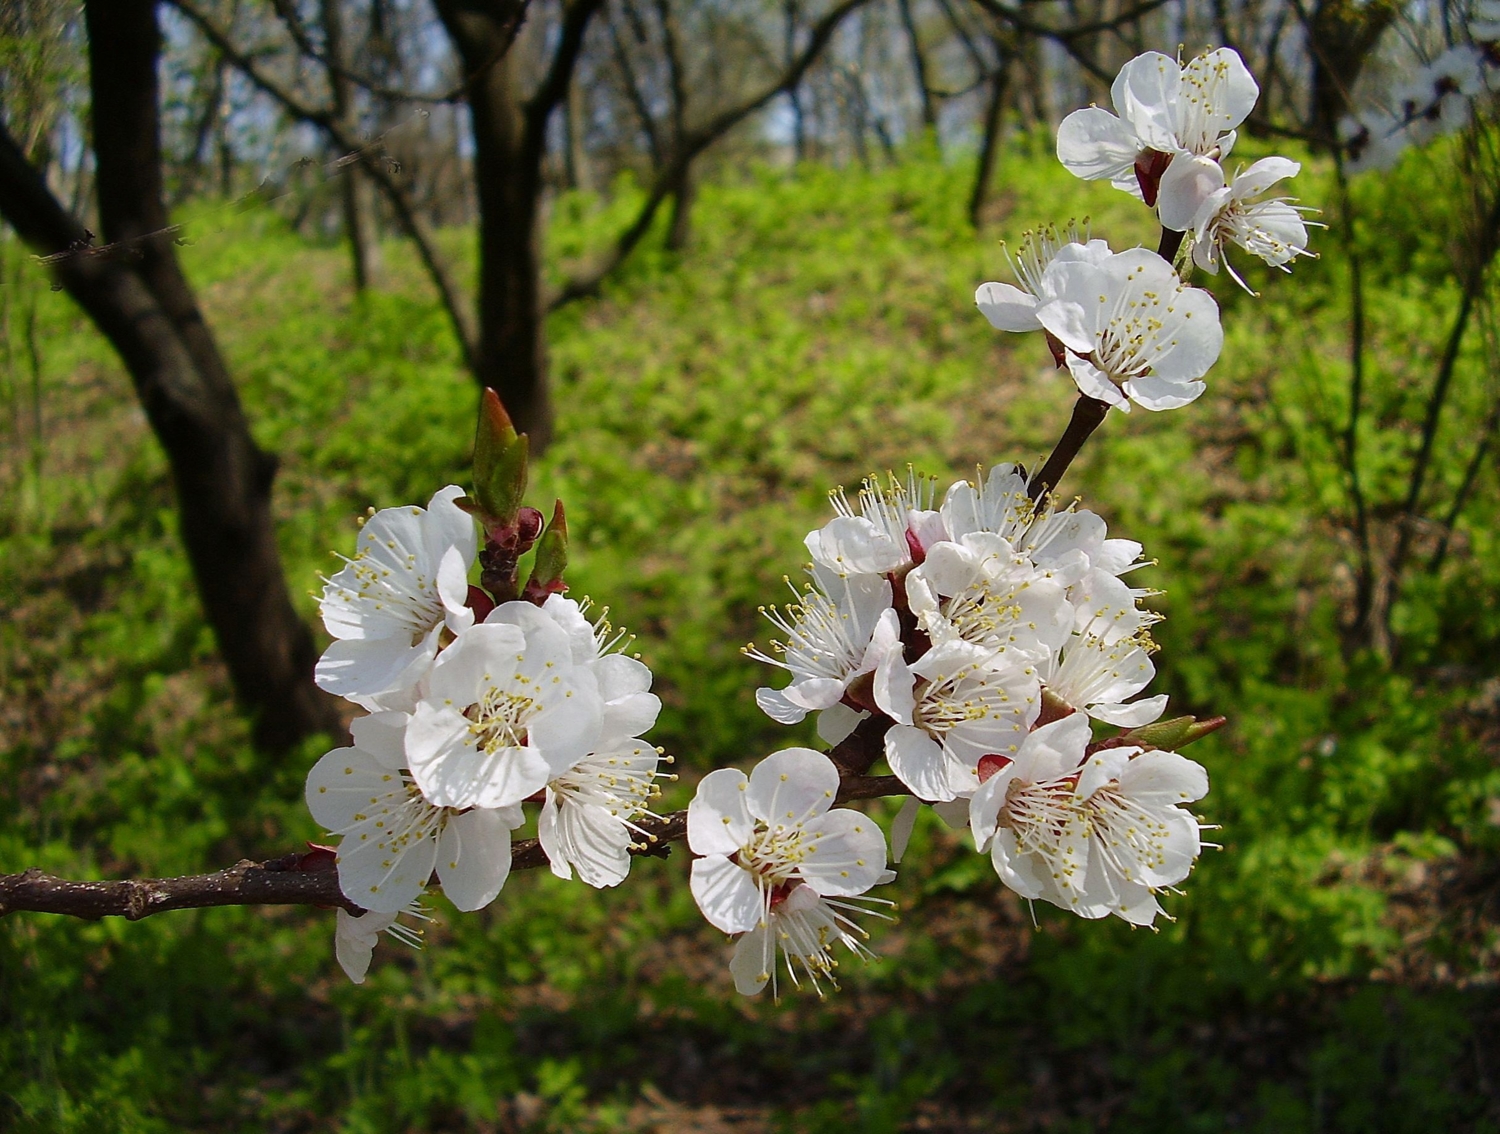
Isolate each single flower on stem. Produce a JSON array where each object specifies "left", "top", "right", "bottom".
[
  {"left": 969, "top": 713, "right": 1209, "bottom": 925},
  {"left": 1158, "top": 156, "right": 1313, "bottom": 289},
  {"left": 688, "top": 748, "right": 890, "bottom": 997},
  {"left": 746, "top": 564, "right": 900, "bottom": 726},
  {"left": 1035, "top": 247, "right": 1223, "bottom": 412},
  {"left": 315, "top": 485, "right": 477, "bottom": 711},
  {"left": 1056, "top": 48, "right": 1259, "bottom": 205},
  {"left": 875, "top": 640, "right": 1041, "bottom": 801},
  {"left": 306, "top": 713, "right": 522, "bottom": 912},
  {"left": 537, "top": 737, "right": 665, "bottom": 888},
  {"left": 804, "top": 470, "right": 945, "bottom": 576}
]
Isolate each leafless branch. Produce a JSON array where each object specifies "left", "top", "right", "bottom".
[
  {"left": 549, "top": 0, "right": 874, "bottom": 309},
  {"left": 167, "top": 0, "right": 480, "bottom": 372}
]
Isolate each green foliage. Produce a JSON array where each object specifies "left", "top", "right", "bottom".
[{"left": 3, "top": 139, "right": 1499, "bottom": 1130}]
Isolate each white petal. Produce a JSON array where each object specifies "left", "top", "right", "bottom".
[
  {"left": 1157, "top": 154, "right": 1225, "bottom": 231},
  {"left": 975, "top": 281, "right": 1041, "bottom": 331},
  {"left": 1075, "top": 746, "right": 1131, "bottom": 800},
  {"left": 1089, "top": 693, "right": 1169, "bottom": 728},
  {"left": 554, "top": 797, "right": 634, "bottom": 888},
  {"left": 729, "top": 923, "right": 774, "bottom": 995},
  {"left": 1113, "top": 52, "right": 1182, "bottom": 151},
  {"left": 1185, "top": 48, "right": 1259, "bottom": 135},
  {"left": 437, "top": 806, "right": 516, "bottom": 911},
  {"left": 890, "top": 796, "right": 920, "bottom": 863},
  {"left": 315, "top": 631, "right": 437, "bottom": 708},
  {"left": 1117, "top": 748, "right": 1210, "bottom": 805},
  {"left": 885, "top": 725, "right": 956, "bottom": 802},
  {"left": 756, "top": 685, "right": 810, "bottom": 725},
  {"left": 1064, "top": 355, "right": 1129, "bottom": 409},
  {"left": 872, "top": 647, "right": 916, "bottom": 726},
  {"left": 1123, "top": 374, "right": 1204, "bottom": 411},
  {"left": 687, "top": 767, "right": 754, "bottom": 854},
  {"left": 1232, "top": 156, "right": 1299, "bottom": 198},
  {"left": 799, "top": 808, "right": 887, "bottom": 896},
  {"left": 1056, "top": 105, "right": 1143, "bottom": 182},
  {"left": 690, "top": 854, "right": 763, "bottom": 933},
  {"left": 537, "top": 789, "right": 571, "bottom": 881},
  {"left": 989, "top": 827, "right": 1048, "bottom": 899},
  {"left": 335, "top": 818, "right": 436, "bottom": 913},
  {"left": 347, "top": 711, "right": 409, "bottom": 770},
  {"left": 747, "top": 748, "right": 839, "bottom": 826},
  {"left": 436, "top": 545, "right": 475, "bottom": 636},
  {"left": 406, "top": 701, "right": 551, "bottom": 810},
  {"left": 817, "top": 703, "right": 867, "bottom": 746}
]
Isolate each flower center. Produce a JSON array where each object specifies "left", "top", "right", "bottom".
[{"left": 464, "top": 684, "right": 538, "bottom": 754}]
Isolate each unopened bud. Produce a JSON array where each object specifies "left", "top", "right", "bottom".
[
  {"left": 471, "top": 388, "right": 530, "bottom": 526},
  {"left": 1117, "top": 714, "right": 1228, "bottom": 751},
  {"left": 522, "top": 500, "right": 568, "bottom": 605}
]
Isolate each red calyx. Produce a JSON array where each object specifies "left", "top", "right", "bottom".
[
  {"left": 977, "top": 754, "right": 1013, "bottom": 784},
  {"left": 466, "top": 585, "right": 496, "bottom": 622},
  {"left": 768, "top": 881, "right": 797, "bottom": 910},
  {"left": 1134, "top": 149, "right": 1174, "bottom": 208}
]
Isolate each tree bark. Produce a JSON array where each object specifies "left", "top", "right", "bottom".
[
  {"left": 1305, "top": 0, "right": 1401, "bottom": 142},
  {"left": 322, "top": 0, "right": 382, "bottom": 291},
  {"left": 434, "top": 0, "right": 600, "bottom": 452},
  {"left": 968, "top": 53, "right": 1008, "bottom": 228},
  {"left": 0, "top": 1, "right": 342, "bottom": 754}
]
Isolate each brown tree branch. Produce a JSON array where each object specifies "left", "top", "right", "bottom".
[
  {"left": 966, "top": 0, "right": 1173, "bottom": 83},
  {"left": 549, "top": 0, "right": 874, "bottom": 309},
  {"left": 167, "top": 0, "right": 481, "bottom": 373},
  {"left": 0, "top": 774, "right": 911, "bottom": 921}
]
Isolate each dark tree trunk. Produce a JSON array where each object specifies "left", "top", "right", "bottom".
[
  {"left": 434, "top": 0, "right": 600, "bottom": 452},
  {"left": 968, "top": 57, "right": 1008, "bottom": 228},
  {"left": 0, "top": 0, "right": 344, "bottom": 754},
  {"left": 897, "top": 0, "right": 937, "bottom": 133},
  {"left": 322, "top": 0, "right": 381, "bottom": 291},
  {"left": 1306, "top": 0, "right": 1401, "bottom": 142}
]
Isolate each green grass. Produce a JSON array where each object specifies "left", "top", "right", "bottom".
[{"left": 2, "top": 133, "right": 1499, "bottom": 1131}]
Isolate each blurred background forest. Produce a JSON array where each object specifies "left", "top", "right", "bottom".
[{"left": 4, "top": 0, "right": 1500, "bottom": 1129}]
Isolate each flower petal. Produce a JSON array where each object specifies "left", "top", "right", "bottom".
[
  {"left": 437, "top": 806, "right": 517, "bottom": 911},
  {"left": 690, "top": 854, "right": 763, "bottom": 933},
  {"left": 687, "top": 767, "right": 754, "bottom": 854},
  {"left": 798, "top": 808, "right": 888, "bottom": 896},
  {"left": 975, "top": 281, "right": 1041, "bottom": 332},
  {"left": 747, "top": 748, "right": 839, "bottom": 826}
]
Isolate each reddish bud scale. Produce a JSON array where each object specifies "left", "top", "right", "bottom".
[
  {"left": 466, "top": 585, "right": 496, "bottom": 623},
  {"left": 1135, "top": 148, "right": 1173, "bottom": 207},
  {"left": 976, "top": 754, "right": 1012, "bottom": 784}
]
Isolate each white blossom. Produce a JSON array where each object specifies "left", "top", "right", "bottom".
[
  {"left": 306, "top": 713, "right": 521, "bottom": 911},
  {"left": 537, "top": 737, "right": 663, "bottom": 888},
  {"left": 334, "top": 899, "right": 429, "bottom": 985},
  {"left": 804, "top": 470, "right": 943, "bottom": 576},
  {"left": 1035, "top": 247, "right": 1223, "bottom": 412},
  {"left": 315, "top": 486, "right": 477, "bottom": 711},
  {"left": 404, "top": 614, "right": 603, "bottom": 811},
  {"left": 746, "top": 565, "right": 900, "bottom": 726},
  {"left": 875, "top": 640, "right": 1040, "bottom": 801},
  {"left": 1159, "top": 156, "right": 1312, "bottom": 289},
  {"left": 969, "top": 713, "right": 1208, "bottom": 925},
  {"left": 1042, "top": 569, "right": 1166, "bottom": 727},
  {"left": 687, "top": 748, "right": 889, "bottom": 996},
  {"left": 975, "top": 228, "right": 1112, "bottom": 334},
  {"left": 1056, "top": 49, "right": 1259, "bottom": 204}
]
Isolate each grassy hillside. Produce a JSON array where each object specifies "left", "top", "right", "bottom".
[{"left": 2, "top": 135, "right": 1499, "bottom": 1131}]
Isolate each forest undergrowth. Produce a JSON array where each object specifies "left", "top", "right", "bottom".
[{"left": 2, "top": 135, "right": 1500, "bottom": 1132}]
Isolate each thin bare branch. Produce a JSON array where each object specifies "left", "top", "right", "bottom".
[
  {"left": 167, "top": 0, "right": 480, "bottom": 371},
  {"left": 550, "top": 0, "right": 874, "bottom": 309}
]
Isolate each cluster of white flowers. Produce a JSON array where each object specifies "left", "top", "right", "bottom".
[
  {"left": 684, "top": 47, "right": 1292, "bottom": 999},
  {"left": 1340, "top": 15, "right": 1500, "bottom": 174},
  {"left": 306, "top": 487, "right": 665, "bottom": 983},
  {"left": 731, "top": 468, "right": 1208, "bottom": 957},
  {"left": 1051, "top": 48, "right": 1312, "bottom": 297}
]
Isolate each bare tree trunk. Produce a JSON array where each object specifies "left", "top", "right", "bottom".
[
  {"left": 434, "top": 0, "right": 601, "bottom": 451},
  {"left": 968, "top": 55, "right": 1008, "bottom": 228},
  {"left": 0, "top": 0, "right": 344, "bottom": 755},
  {"left": 322, "top": 0, "right": 381, "bottom": 291},
  {"left": 1305, "top": 0, "right": 1401, "bottom": 142},
  {"left": 897, "top": 0, "right": 937, "bottom": 133}
]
